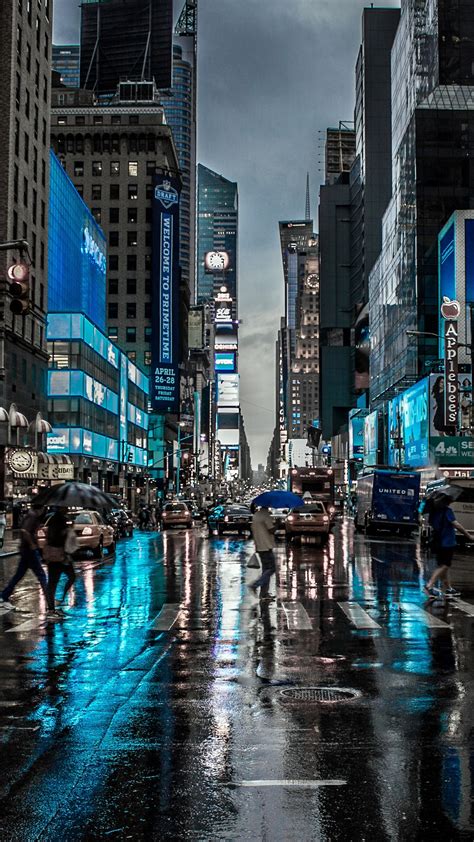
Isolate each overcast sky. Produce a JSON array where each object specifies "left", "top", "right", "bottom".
[{"left": 54, "top": 0, "right": 400, "bottom": 469}]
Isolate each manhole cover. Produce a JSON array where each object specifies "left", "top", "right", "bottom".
[{"left": 279, "top": 687, "right": 361, "bottom": 703}]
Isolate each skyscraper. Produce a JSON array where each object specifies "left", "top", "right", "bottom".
[
  {"left": 52, "top": 45, "right": 80, "bottom": 88},
  {"left": 80, "top": 0, "right": 173, "bottom": 96},
  {"left": 0, "top": 0, "right": 52, "bottom": 420},
  {"left": 163, "top": 43, "right": 195, "bottom": 292},
  {"left": 197, "top": 164, "right": 238, "bottom": 312},
  {"left": 369, "top": 0, "right": 474, "bottom": 405}
]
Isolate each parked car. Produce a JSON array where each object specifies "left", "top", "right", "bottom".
[
  {"left": 37, "top": 510, "right": 115, "bottom": 558},
  {"left": 284, "top": 503, "right": 331, "bottom": 544},
  {"left": 207, "top": 504, "right": 252, "bottom": 536},
  {"left": 161, "top": 501, "right": 193, "bottom": 530}
]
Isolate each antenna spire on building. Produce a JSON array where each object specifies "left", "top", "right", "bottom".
[{"left": 305, "top": 172, "right": 311, "bottom": 221}]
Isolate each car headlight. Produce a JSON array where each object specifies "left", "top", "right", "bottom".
[
  {"left": 287, "top": 515, "right": 295, "bottom": 522},
  {"left": 81, "top": 527, "right": 93, "bottom": 536},
  {"left": 224, "top": 515, "right": 229, "bottom": 522}
]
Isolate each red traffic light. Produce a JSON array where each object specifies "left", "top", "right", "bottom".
[{"left": 7, "top": 262, "right": 30, "bottom": 315}]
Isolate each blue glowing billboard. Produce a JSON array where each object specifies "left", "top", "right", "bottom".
[
  {"left": 388, "top": 378, "right": 429, "bottom": 467},
  {"left": 151, "top": 173, "right": 181, "bottom": 411},
  {"left": 48, "top": 152, "right": 107, "bottom": 331},
  {"left": 215, "top": 352, "right": 236, "bottom": 373}
]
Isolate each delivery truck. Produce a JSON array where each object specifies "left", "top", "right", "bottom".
[{"left": 355, "top": 470, "right": 421, "bottom": 535}]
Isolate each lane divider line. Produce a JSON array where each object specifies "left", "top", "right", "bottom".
[
  {"left": 228, "top": 779, "right": 347, "bottom": 788},
  {"left": 450, "top": 599, "right": 474, "bottom": 618},
  {"left": 151, "top": 603, "right": 181, "bottom": 631},
  {"left": 338, "top": 602, "right": 381, "bottom": 630}
]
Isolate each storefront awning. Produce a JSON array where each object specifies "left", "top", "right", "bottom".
[{"left": 38, "top": 453, "right": 73, "bottom": 466}]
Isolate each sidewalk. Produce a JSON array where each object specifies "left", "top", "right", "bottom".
[{"left": 0, "top": 532, "right": 20, "bottom": 559}]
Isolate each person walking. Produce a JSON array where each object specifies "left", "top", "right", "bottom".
[
  {"left": 0, "top": 503, "right": 51, "bottom": 611},
  {"left": 249, "top": 504, "right": 277, "bottom": 601},
  {"left": 43, "top": 510, "right": 76, "bottom": 615},
  {"left": 424, "top": 494, "right": 473, "bottom": 599}
]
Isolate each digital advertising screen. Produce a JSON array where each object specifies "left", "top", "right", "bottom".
[
  {"left": 215, "top": 352, "right": 236, "bottom": 373},
  {"left": 48, "top": 152, "right": 107, "bottom": 331},
  {"left": 217, "top": 373, "right": 239, "bottom": 407},
  {"left": 363, "top": 410, "right": 378, "bottom": 467},
  {"left": 151, "top": 173, "right": 181, "bottom": 412}
]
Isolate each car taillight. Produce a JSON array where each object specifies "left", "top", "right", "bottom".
[
  {"left": 287, "top": 515, "right": 295, "bottom": 522},
  {"left": 322, "top": 516, "right": 329, "bottom": 523},
  {"left": 82, "top": 527, "right": 93, "bottom": 535},
  {"left": 37, "top": 529, "right": 45, "bottom": 538}
]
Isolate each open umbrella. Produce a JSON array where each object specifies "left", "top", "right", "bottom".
[
  {"left": 33, "top": 481, "right": 117, "bottom": 511},
  {"left": 252, "top": 490, "right": 303, "bottom": 509}
]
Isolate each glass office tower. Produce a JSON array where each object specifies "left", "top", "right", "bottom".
[
  {"left": 369, "top": 0, "right": 474, "bottom": 404},
  {"left": 52, "top": 45, "right": 80, "bottom": 88},
  {"left": 196, "top": 164, "right": 238, "bottom": 312}
]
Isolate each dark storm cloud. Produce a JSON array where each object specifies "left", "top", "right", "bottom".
[{"left": 53, "top": 0, "right": 400, "bottom": 466}]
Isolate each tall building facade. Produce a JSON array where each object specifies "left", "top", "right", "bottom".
[
  {"left": 197, "top": 164, "right": 238, "bottom": 313},
  {"left": 325, "top": 124, "right": 356, "bottom": 185},
  {"left": 80, "top": 0, "right": 173, "bottom": 96},
  {"left": 52, "top": 45, "right": 80, "bottom": 88},
  {"left": 0, "top": 0, "right": 52, "bottom": 421},
  {"left": 369, "top": 0, "right": 474, "bottom": 404},
  {"left": 163, "top": 43, "right": 195, "bottom": 292}
]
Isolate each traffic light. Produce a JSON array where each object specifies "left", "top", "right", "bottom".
[{"left": 8, "top": 262, "right": 30, "bottom": 315}]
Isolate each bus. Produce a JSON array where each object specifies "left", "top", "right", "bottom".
[{"left": 289, "top": 467, "right": 336, "bottom": 517}]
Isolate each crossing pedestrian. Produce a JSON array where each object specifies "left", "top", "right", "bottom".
[
  {"left": 43, "top": 510, "right": 76, "bottom": 615},
  {"left": 424, "top": 494, "right": 473, "bottom": 599},
  {"left": 0, "top": 503, "right": 51, "bottom": 611},
  {"left": 249, "top": 504, "right": 277, "bottom": 601}
]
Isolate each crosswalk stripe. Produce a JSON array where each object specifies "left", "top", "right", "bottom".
[
  {"left": 151, "top": 603, "right": 181, "bottom": 631},
  {"left": 281, "top": 601, "right": 313, "bottom": 630},
  {"left": 450, "top": 599, "right": 474, "bottom": 617},
  {"left": 229, "top": 779, "right": 347, "bottom": 788},
  {"left": 338, "top": 602, "right": 381, "bottom": 629},
  {"left": 5, "top": 618, "right": 47, "bottom": 633},
  {"left": 398, "top": 602, "right": 450, "bottom": 629}
]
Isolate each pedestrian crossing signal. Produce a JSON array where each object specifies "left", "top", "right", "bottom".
[{"left": 8, "top": 262, "right": 30, "bottom": 315}]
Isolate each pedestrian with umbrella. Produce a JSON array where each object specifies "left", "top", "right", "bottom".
[
  {"left": 32, "top": 482, "right": 117, "bottom": 512},
  {"left": 42, "top": 509, "right": 76, "bottom": 616},
  {"left": 424, "top": 486, "right": 474, "bottom": 599},
  {"left": 248, "top": 491, "right": 301, "bottom": 602}
]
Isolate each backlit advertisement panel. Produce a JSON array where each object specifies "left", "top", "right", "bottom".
[
  {"left": 48, "top": 152, "right": 107, "bottom": 330},
  {"left": 151, "top": 173, "right": 181, "bottom": 411},
  {"left": 215, "top": 352, "right": 236, "bottom": 373},
  {"left": 217, "top": 373, "right": 239, "bottom": 407},
  {"left": 388, "top": 378, "right": 429, "bottom": 467},
  {"left": 217, "top": 409, "right": 239, "bottom": 446},
  {"left": 348, "top": 409, "right": 368, "bottom": 461},
  {"left": 363, "top": 410, "right": 378, "bottom": 467}
]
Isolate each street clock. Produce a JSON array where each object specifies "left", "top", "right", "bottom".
[
  {"left": 8, "top": 449, "right": 35, "bottom": 474},
  {"left": 204, "top": 251, "right": 230, "bottom": 272}
]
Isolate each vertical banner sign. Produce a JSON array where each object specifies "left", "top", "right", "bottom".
[
  {"left": 151, "top": 174, "right": 181, "bottom": 411},
  {"left": 120, "top": 353, "right": 128, "bottom": 462},
  {"left": 441, "top": 297, "right": 461, "bottom": 431}
]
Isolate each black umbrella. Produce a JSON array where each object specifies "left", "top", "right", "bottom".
[{"left": 33, "top": 481, "right": 117, "bottom": 511}]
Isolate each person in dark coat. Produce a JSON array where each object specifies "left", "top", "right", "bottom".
[{"left": 424, "top": 495, "right": 473, "bottom": 599}]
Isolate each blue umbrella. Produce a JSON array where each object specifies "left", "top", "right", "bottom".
[{"left": 252, "top": 490, "right": 302, "bottom": 509}]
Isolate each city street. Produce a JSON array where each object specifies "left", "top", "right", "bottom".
[{"left": 1, "top": 523, "right": 474, "bottom": 840}]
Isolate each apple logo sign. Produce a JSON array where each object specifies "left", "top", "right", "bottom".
[{"left": 440, "top": 296, "right": 461, "bottom": 320}]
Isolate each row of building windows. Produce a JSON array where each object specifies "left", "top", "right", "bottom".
[
  {"left": 107, "top": 303, "right": 151, "bottom": 320},
  {"left": 108, "top": 254, "right": 151, "bottom": 272},
  {"left": 72, "top": 159, "right": 157, "bottom": 178},
  {"left": 108, "top": 277, "right": 151, "bottom": 296},
  {"left": 56, "top": 114, "right": 144, "bottom": 126},
  {"left": 106, "top": 230, "right": 151, "bottom": 248},
  {"left": 54, "top": 133, "right": 160, "bottom": 155},
  {"left": 106, "top": 325, "right": 153, "bottom": 344}
]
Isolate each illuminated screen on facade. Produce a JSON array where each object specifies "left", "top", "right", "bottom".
[
  {"left": 215, "top": 352, "right": 236, "bottom": 373},
  {"left": 48, "top": 152, "right": 107, "bottom": 331},
  {"left": 151, "top": 173, "right": 181, "bottom": 411}
]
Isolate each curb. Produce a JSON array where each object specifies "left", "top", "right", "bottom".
[{"left": 0, "top": 550, "right": 20, "bottom": 559}]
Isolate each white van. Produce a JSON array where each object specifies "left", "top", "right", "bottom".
[{"left": 421, "top": 479, "right": 474, "bottom": 546}]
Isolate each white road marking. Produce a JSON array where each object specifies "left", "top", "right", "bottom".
[
  {"left": 151, "top": 603, "right": 181, "bottom": 631},
  {"left": 338, "top": 602, "right": 381, "bottom": 630},
  {"left": 281, "top": 601, "right": 313, "bottom": 630},
  {"left": 450, "top": 599, "right": 474, "bottom": 617},
  {"left": 5, "top": 618, "right": 47, "bottom": 633},
  {"left": 398, "top": 602, "right": 450, "bottom": 629},
  {"left": 230, "top": 779, "right": 347, "bottom": 788}
]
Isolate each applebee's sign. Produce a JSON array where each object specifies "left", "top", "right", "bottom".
[{"left": 442, "top": 297, "right": 460, "bottom": 430}]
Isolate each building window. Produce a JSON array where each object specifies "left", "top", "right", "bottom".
[
  {"left": 93, "top": 115, "right": 103, "bottom": 125},
  {"left": 126, "top": 303, "right": 136, "bottom": 319},
  {"left": 144, "top": 351, "right": 152, "bottom": 366},
  {"left": 109, "top": 231, "right": 119, "bottom": 247},
  {"left": 126, "top": 327, "right": 136, "bottom": 343},
  {"left": 144, "top": 302, "right": 151, "bottom": 319},
  {"left": 108, "top": 278, "right": 118, "bottom": 295},
  {"left": 92, "top": 161, "right": 102, "bottom": 176},
  {"left": 108, "top": 302, "right": 118, "bottom": 319},
  {"left": 127, "top": 207, "right": 138, "bottom": 224},
  {"left": 110, "top": 184, "right": 120, "bottom": 200},
  {"left": 146, "top": 184, "right": 153, "bottom": 199},
  {"left": 91, "top": 208, "right": 101, "bottom": 223},
  {"left": 127, "top": 255, "right": 137, "bottom": 271},
  {"left": 146, "top": 161, "right": 156, "bottom": 175},
  {"left": 145, "top": 231, "right": 151, "bottom": 248},
  {"left": 109, "top": 207, "right": 119, "bottom": 223},
  {"left": 128, "top": 161, "right": 138, "bottom": 177},
  {"left": 128, "top": 184, "right": 138, "bottom": 200},
  {"left": 145, "top": 207, "right": 152, "bottom": 223},
  {"left": 109, "top": 255, "right": 119, "bottom": 272},
  {"left": 127, "top": 278, "right": 136, "bottom": 295},
  {"left": 110, "top": 161, "right": 120, "bottom": 176},
  {"left": 23, "top": 176, "right": 28, "bottom": 207},
  {"left": 57, "top": 115, "right": 67, "bottom": 125},
  {"left": 75, "top": 116, "right": 85, "bottom": 126},
  {"left": 108, "top": 326, "right": 118, "bottom": 341},
  {"left": 128, "top": 351, "right": 137, "bottom": 362},
  {"left": 24, "top": 89, "right": 30, "bottom": 118},
  {"left": 145, "top": 277, "right": 151, "bottom": 295},
  {"left": 144, "top": 326, "right": 152, "bottom": 342},
  {"left": 91, "top": 184, "right": 101, "bottom": 200},
  {"left": 129, "top": 115, "right": 139, "bottom": 125},
  {"left": 14, "top": 119, "right": 19, "bottom": 156},
  {"left": 111, "top": 115, "right": 121, "bottom": 125},
  {"left": 127, "top": 231, "right": 138, "bottom": 247}
]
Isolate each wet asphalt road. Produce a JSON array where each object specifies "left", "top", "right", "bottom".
[{"left": 1, "top": 521, "right": 474, "bottom": 841}]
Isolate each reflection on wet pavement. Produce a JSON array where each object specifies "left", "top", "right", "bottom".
[{"left": 0, "top": 521, "right": 473, "bottom": 840}]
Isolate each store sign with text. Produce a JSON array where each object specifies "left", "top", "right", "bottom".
[{"left": 441, "top": 297, "right": 460, "bottom": 430}]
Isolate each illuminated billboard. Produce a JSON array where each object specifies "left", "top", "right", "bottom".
[
  {"left": 215, "top": 352, "right": 236, "bottom": 373},
  {"left": 151, "top": 173, "right": 181, "bottom": 411},
  {"left": 388, "top": 378, "right": 429, "bottom": 467},
  {"left": 348, "top": 409, "right": 368, "bottom": 461},
  {"left": 217, "top": 408, "right": 239, "bottom": 446},
  {"left": 363, "top": 411, "right": 378, "bottom": 467},
  {"left": 48, "top": 151, "right": 107, "bottom": 330},
  {"left": 217, "top": 373, "right": 239, "bottom": 407},
  {"left": 437, "top": 211, "right": 474, "bottom": 360}
]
